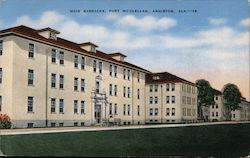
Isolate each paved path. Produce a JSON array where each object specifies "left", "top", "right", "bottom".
[{"left": 0, "top": 121, "right": 249, "bottom": 136}]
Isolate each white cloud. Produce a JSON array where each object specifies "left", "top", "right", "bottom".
[
  {"left": 208, "top": 17, "right": 227, "bottom": 26},
  {"left": 15, "top": 11, "right": 66, "bottom": 28},
  {"left": 106, "top": 14, "right": 177, "bottom": 31},
  {"left": 240, "top": 18, "right": 250, "bottom": 27}
]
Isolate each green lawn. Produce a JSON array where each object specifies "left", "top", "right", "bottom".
[{"left": 1, "top": 123, "right": 250, "bottom": 157}]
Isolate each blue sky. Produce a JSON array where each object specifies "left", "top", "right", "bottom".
[{"left": 0, "top": 0, "right": 249, "bottom": 100}]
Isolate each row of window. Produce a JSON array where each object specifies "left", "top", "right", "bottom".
[
  {"left": 0, "top": 67, "right": 2, "bottom": 84},
  {"left": 149, "top": 108, "right": 176, "bottom": 116},
  {"left": 149, "top": 96, "right": 176, "bottom": 104},
  {"left": 0, "top": 40, "right": 2, "bottom": 55},
  {"left": 183, "top": 108, "right": 196, "bottom": 116},
  {"left": 211, "top": 111, "right": 219, "bottom": 117},
  {"left": 27, "top": 122, "right": 85, "bottom": 128},
  {"left": 211, "top": 104, "right": 219, "bottom": 109},
  {"left": 182, "top": 96, "right": 196, "bottom": 105},
  {"left": 27, "top": 43, "right": 141, "bottom": 81},
  {"left": 149, "top": 83, "right": 176, "bottom": 92},
  {"left": 181, "top": 83, "right": 196, "bottom": 94}
]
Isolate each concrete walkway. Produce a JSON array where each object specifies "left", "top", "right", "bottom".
[{"left": 0, "top": 121, "right": 250, "bottom": 136}]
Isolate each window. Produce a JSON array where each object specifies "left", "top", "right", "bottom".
[
  {"left": 81, "top": 57, "right": 86, "bottom": 70},
  {"left": 166, "top": 108, "right": 170, "bottom": 116},
  {"left": 74, "top": 122, "right": 78, "bottom": 126},
  {"left": 81, "top": 79, "right": 85, "bottom": 92},
  {"left": 74, "top": 77, "right": 78, "bottom": 91},
  {"left": 0, "top": 68, "right": 2, "bottom": 83},
  {"left": 59, "top": 51, "right": 64, "bottom": 65},
  {"left": 114, "top": 85, "right": 117, "bottom": 96},
  {"left": 93, "top": 60, "right": 97, "bottom": 72},
  {"left": 183, "top": 108, "right": 186, "bottom": 116},
  {"left": 109, "top": 84, "right": 113, "bottom": 96},
  {"left": 99, "top": 62, "right": 102, "bottom": 74},
  {"left": 123, "top": 104, "right": 126, "bottom": 115},
  {"left": 27, "top": 123, "right": 33, "bottom": 128},
  {"left": 212, "top": 105, "right": 214, "bottom": 109},
  {"left": 28, "top": 69, "right": 34, "bottom": 86},
  {"left": 166, "top": 96, "right": 170, "bottom": 103},
  {"left": 28, "top": 43, "right": 34, "bottom": 58},
  {"left": 127, "top": 87, "right": 130, "bottom": 98},
  {"left": 137, "top": 89, "right": 140, "bottom": 99},
  {"left": 216, "top": 104, "right": 218, "bottom": 109},
  {"left": 74, "top": 100, "right": 78, "bottom": 114},
  {"left": 127, "top": 104, "right": 130, "bottom": 115},
  {"left": 212, "top": 112, "right": 214, "bottom": 117},
  {"left": 28, "top": 96, "right": 34, "bottom": 112},
  {"left": 0, "top": 96, "right": 2, "bottom": 111},
  {"left": 155, "top": 85, "right": 158, "bottom": 92},
  {"left": 109, "top": 65, "right": 113, "bottom": 76},
  {"left": 154, "top": 96, "right": 158, "bottom": 104},
  {"left": 127, "top": 70, "right": 130, "bottom": 80},
  {"left": 59, "top": 99, "right": 64, "bottom": 113},
  {"left": 59, "top": 123, "right": 64, "bottom": 127},
  {"left": 155, "top": 108, "right": 158, "bottom": 116},
  {"left": 166, "top": 83, "right": 170, "bottom": 91},
  {"left": 0, "top": 40, "right": 2, "bottom": 55},
  {"left": 81, "top": 101, "right": 85, "bottom": 114},
  {"left": 171, "top": 83, "right": 175, "bottom": 91},
  {"left": 51, "top": 98, "right": 56, "bottom": 113},
  {"left": 137, "top": 105, "right": 140, "bottom": 116},
  {"left": 216, "top": 112, "right": 218, "bottom": 117},
  {"left": 172, "top": 108, "right": 175, "bottom": 116},
  {"left": 74, "top": 55, "right": 79, "bottom": 68},
  {"left": 150, "top": 108, "right": 153, "bottom": 116},
  {"left": 114, "top": 66, "right": 117, "bottom": 77},
  {"left": 59, "top": 75, "right": 64, "bottom": 89},
  {"left": 81, "top": 122, "right": 85, "bottom": 126},
  {"left": 150, "top": 97, "right": 153, "bottom": 104},
  {"left": 51, "top": 73, "right": 56, "bottom": 88},
  {"left": 137, "top": 72, "right": 140, "bottom": 82},
  {"left": 149, "top": 85, "right": 153, "bottom": 92},
  {"left": 172, "top": 96, "right": 175, "bottom": 103},
  {"left": 109, "top": 103, "right": 112, "bottom": 115},
  {"left": 215, "top": 96, "right": 218, "bottom": 100},
  {"left": 95, "top": 81, "right": 100, "bottom": 93},
  {"left": 123, "top": 86, "right": 126, "bottom": 97},
  {"left": 123, "top": 69, "right": 126, "bottom": 79},
  {"left": 114, "top": 104, "right": 117, "bottom": 115},
  {"left": 51, "top": 49, "right": 56, "bottom": 63}
]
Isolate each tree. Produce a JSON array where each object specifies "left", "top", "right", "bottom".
[
  {"left": 222, "top": 83, "right": 242, "bottom": 121},
  {"left": 196, "top": 79, "right": 215, "bottom": 121}
]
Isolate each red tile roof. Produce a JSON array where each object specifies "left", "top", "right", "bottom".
[
  {"left": 37, "top": 27, "right": 60, "bottom": 34},
  {"left": 79, "top": 42, "right": 98, "bottom": 47},
  {"left": 146, "top": 72, "right": 196, "bottom": 86},
  {"left": 0, "top": 25, "right": 150, "bottom": 73},
  {"left": 213, "top": 88, "right": 222, "bottom": 95},
  {"left": 109, "top": 52, "right": 127, "bottom": 57}
]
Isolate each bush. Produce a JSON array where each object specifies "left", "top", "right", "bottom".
[{"left": 0, "top": 114, "right": 12, "bottom": 129}]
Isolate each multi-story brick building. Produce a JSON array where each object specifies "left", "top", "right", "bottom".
[
  {"left": 0, "top": 25, "right": 149, "bottom": 128},
  {"left": 145, "top": 72, "right": 198, "bottom": 123}
]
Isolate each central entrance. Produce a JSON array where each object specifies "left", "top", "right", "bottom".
[{"left": 94, "top": 104, "right": 102, "bottom": 124}]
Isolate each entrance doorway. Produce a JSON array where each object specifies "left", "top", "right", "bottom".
[{"left": 95, "top": 104, "right": 101, "bottom": 124}]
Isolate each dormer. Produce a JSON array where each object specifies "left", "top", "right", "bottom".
[
  {"left": 109, "top": 52, "right": 127, "bottom": 62},
  {"left": 79, "top": 42, "right": 98, "bottom": 53},
  {"left": 153, "top": 76, "right": 160, "bottom": 80},
  {"left": 37, "top": 27, "right": 60, "bottom": 40}
]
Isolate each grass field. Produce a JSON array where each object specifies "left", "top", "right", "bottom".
[{"left": 1, "top": 123, "right": 250, "bottom": 157}]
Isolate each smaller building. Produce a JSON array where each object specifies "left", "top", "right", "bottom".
[
  {"left": 145, "top": 72, "right": 198, "bottom": 124},
  {"left": 209, "top": 89, "right": 226, "bottom": 122},
  {"left": 231, "top": 98, "right": 250, "bottom": 121}
]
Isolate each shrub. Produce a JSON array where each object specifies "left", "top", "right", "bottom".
[{"left": 0, "top": 114, "right": 12, "bottom": 129}]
